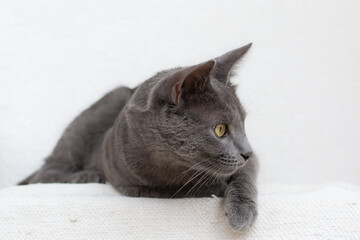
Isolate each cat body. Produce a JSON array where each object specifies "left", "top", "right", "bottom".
[{"left": 20, "top": 44, "right": 258, "bottom": 232}]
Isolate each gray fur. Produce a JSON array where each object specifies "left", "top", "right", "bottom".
[{"left": 19, "top": 44, "right": 258, "bottom": 232}]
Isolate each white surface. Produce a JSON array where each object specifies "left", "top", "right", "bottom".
[
  {"left": 0, "top": 183, "right": 359, "bottom": 239},
  {"left": 1, "top": 1, "right": 360, "bottom": 188}
]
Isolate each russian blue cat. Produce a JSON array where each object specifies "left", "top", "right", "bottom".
[{"left": 20, "top": 44, "right": 258, "bottom": 232}]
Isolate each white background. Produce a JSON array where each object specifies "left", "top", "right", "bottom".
[{"left": 1, "top": 0, "right": 359, "bottom": 189}]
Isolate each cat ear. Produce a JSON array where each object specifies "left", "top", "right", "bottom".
[
  {"left": 171, "top": 60, "right": 215, "bottom": 104},
  {"left": 213, "top": 43, "right": 252, "bottom": 84}
]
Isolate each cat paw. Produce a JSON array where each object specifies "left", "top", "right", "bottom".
[
  {"left": 224, "top": 199, "right": 257, "bottom": 232},
  {"left": 67, "top": 170, "right": 103, "bottom": 183}
]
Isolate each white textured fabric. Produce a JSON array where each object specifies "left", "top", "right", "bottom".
[{"left": 0, "top": 183, "right": 359, "bottom": 239}]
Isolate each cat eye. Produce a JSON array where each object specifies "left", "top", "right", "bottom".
[{"left": 214, "top": 124, "right": 227, "bottom": 137}]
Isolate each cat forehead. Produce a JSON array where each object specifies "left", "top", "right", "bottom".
[
  {"left": 152, "top": 67, "right": 246, "bottom": 120},
  {"left": 211, "top": 78, "right": 243, "bottom": 107},
  {"left": 184, "top": 79, "right": 244, "bottom": 122}
]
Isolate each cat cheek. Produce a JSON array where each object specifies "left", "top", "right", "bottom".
[{"left": 219, "top": 140, "right": 238, "bottom": 155}]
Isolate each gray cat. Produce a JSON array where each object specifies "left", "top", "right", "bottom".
[{"left": 19, "top": 43, "right": 258, "bottom": 232}]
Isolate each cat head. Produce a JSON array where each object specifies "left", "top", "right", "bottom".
[{"left": 149, "top": 44, "right": 253, "bottom": 177}]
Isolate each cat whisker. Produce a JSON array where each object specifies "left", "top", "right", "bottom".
[
  {"left": 185, "top": 171, "right": 210, "bottom": 197},
  {"left": 192, "top": 171, "right": 214, "bottom": 197},
  {"left": 168, "top": 159, "right": 207, "bottom": 187},
  {"left": 198, "top": 166, "right": 222, "bottom": 196},
  {"left": 171, "top": 168, "right": 204, "bottom": 198},
  {"left": 202, "top": 168, "right": 221, "bottom": 194},
  {"left": 185, "top": 160, "right": 217, "bottom": 197}
]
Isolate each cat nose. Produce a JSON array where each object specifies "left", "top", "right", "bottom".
[
  {"left": 240, "top": 151, "right": 252, "bottom": 161},
  {"left": 237, "top": 135, "right": 252, "bottom": 161}
]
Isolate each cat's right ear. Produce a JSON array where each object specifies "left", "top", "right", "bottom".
[
  {"left": 213, "top": 43, "right": 252, "bottom": 84},
  {"left": 163, "top": 60, "right": 215, "bottom": 104}
]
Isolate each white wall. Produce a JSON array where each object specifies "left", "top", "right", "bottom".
[{"left": 1, "top": 0, "right": 359, "bottom": 189}]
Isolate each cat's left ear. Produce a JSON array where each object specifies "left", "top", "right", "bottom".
[
  {"left": 170, "top": 60, "right": 215, "bottom": 104},
  {"left": 213, "top": 43, "right": 252, "bottom": 84}
]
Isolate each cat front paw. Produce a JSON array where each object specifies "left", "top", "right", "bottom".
[{"left": 224, "top": 199, "right": 257, "bottom": 232}]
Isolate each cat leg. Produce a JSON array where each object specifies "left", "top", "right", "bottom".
[
  {"left": 18, "top": 171, "right": 39, "bottom": 185},
  {"left": 224, "top": 154, "right": 258, "bottom": 232},
  {"left": 28, "top": 168, "right": 72, "bottom": 183},
  {"left": 65, "top": 170, "right": 104, "bottom": 183},
  {"left": 25, "top": 160, "right": 87, "bottom": 183},
  {"left": 27, "top": 166, "right": 103, "bottom": 184}
]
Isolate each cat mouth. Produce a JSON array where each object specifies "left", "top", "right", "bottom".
[
  {"left": 217, "top": 159, "right": 246, "bottom": 175},
  {"left": 182, "top": 154, "right": 248, "bottom": 178},
  {"left": 201, "top": 155, "right": 247, "bottom": 177}
]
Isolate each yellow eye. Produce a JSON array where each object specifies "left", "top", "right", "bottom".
[{"left": 214, "top": 124, "right": 227, "bottom": 137}]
